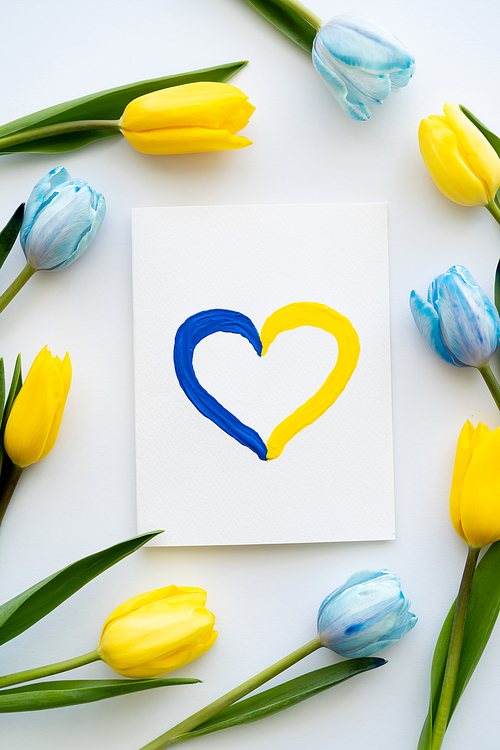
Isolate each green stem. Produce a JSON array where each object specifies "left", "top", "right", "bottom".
[
  {"left": 477, "top": 363, "right": 500, "bottom": 411},
  {"left": 0, "top": 648, "right": 101, "bottom": 689},
  {"left": 0, "top": 120, "right": 120, "bottom": 150},
  {"left": 431, "top": 546, "right": 480, "bottom": 750},
  {"left": 0, "top": 263, "right": 37, "bottom": 315},
  {"left": 0, "top": 464, "right": 23, "bottom": 527},
  {"left": 485, "top": 199, "right": 500, "bottom": 227},
  {"left": 278, "top": 0, "right": 323, "bottom": 29},
  {"left": 139, "top": 636, "right": 322, "bottom": 750}
]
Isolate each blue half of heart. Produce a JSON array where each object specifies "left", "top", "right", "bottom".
[{"left": 173, "top": 309, "right": 268, "bottom": 460}]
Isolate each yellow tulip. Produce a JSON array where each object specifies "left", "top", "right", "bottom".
[
  {"left": 418, "top": 102, "right": 500, "bottom": 206},
  {"left": 119, "top": 82, "right": 255, "bottom": 155},
  {"left": 98, "top": 585, "right": 217, "bottom": 678},
  {"left": 4, "top": 347, "right": 72, "bottom": 468},
  {"left": 449, "top": 421, "right": 500, "bottom": 548}
]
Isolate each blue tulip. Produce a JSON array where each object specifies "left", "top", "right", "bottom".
[
  {"left": 317, "top": 570, "right": 417, "bottom": 658},
  {"left": 312, "top": 14, "right": 415, "bottom": 121},
  {"left": 410, "top": 265, "right": 500, "bottom": 368},
  {"left": 20, "top": 166, "right": 106, "bottom": 271}
]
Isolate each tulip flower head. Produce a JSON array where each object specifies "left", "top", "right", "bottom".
[
  {"left": 419, "top": 103, "right": 500, "bottom": 207},
  {"left": 119, "top": 82, "right": 255, "bottom": 155},
  {"left": 98, "top": 585, "right": 217, "bottom": 678},
  {"left": 312, "top": 14, "right": 415, "bottom": 121},
  {"left": 4, "top": 347, "right": 72, "bottom": 468},
  {"left": 450, "top": 421, "right": 500, "bottom": 548},
  {"left": 20, "top": 167, "right": 106, "bottom": 271},
  {"left": 410, "top": 265, "right": 500, "bottom": 368},
  {"left": 317, "top": 570, "right": 417, "bottom": 657}
]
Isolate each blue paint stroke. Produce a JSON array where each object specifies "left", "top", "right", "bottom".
[{"left": 173, "top": 309, "right": 268, "bottom": 461}]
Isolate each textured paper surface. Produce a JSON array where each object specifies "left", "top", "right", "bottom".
[{"left": 132, "top": 204, "right": 394, "bottom": 546}]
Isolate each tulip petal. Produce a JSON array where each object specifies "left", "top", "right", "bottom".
[
  {"left": 120, "top": 83, "right": 253, "bottom": 132},
  {"left": 317, "top": 570, "right": 417, "bottom": 657},
  {"left": 121, "top": 126, "right": 252, "bottom": 155},
  {"left": 388, "top": 67, "right": 414, "bottom": 92},
  {"left": 453, "top": 265, "right": 500, "bottom": 329},
  {"left": 349, "top": 612, "right": 418, "bottom": 657},
  {"left": 460, "top": 427, "right": 500, "bottom": 547},
  {"left": 23, "top": 184, "right": 97, "bottom": 270},
  {"left": 418, "top": 118, "right": 492, "bottom": 206},
  {"left": 122, "top": 628, "right": 218, "bottom": 678},
  {"left": 318, "top": 570, "right": 387, "bottom": 621},
  {"left": 38, "top": 353, "right": 72, "bottom": 461},
  {"left": 99, "top": 600, "right": 216, "bottom": 676},
  {"left": 101, "top": 586, "right": 207, "bottom": 633},
  {"left": 20, "top": 167, "right": 70, "bottom": 248},
  {"left": 318, "top": 15, "right": 414, "bottom": 72},
  {"left": 449, "top": 421, "right": 475, "bottom": 542},
  {"left": 409, "top": 290, "right": 457, "bottom": 365},
  {"left": 20, "top": 169, "right": 105, "bottom": 271},
  {"left": 312, "top": 14, "right": 414, "bottom": 121},
  {"left": 436, "top": 267, "right": 500, "bottom": 366},
  {"left": 219, "top": 101, "right": 256, "bottom": 135},
  {"left": 4, "top": 348, "right": 68, "bottom": 467},
  {"left": 52, "top": 191, "right": 106, "bottom": 271},
  {"left": 312, "top": 40, "right": 371, "bottom": 121},
  {"left": 443, "top": 103, "right": 500, "bottom": 202}
]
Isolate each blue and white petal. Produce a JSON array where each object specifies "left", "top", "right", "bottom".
[
  {"left": 317, "top": 570, "right": 387, "bottom": 622},
  {"left": 57, "top": 190, "right": 106, "bottom": 270},
  {"left": 453, "top": 265, "right": 500, "bottom": 337},
  {"left": 436, "top": 267, "right": 500, "bottom": 366},
  {"left": 312, "top": 14, "right": 415, "bottom": 120},
  {"left": 20, "top": 166, "right": 71, "bottom": 248},
  {"left": 318, "top": 15, "right": 414, "bottom": 73},
  {"left": 409, "top": 290, "right": 458, "bottom": 366},
  {"left": 317, "top": 570, "right": 417, "bottom": 657},
  {"left": 313, "top": 37, "right": 373, "bottom": 121},
  {"left": 20, "top": 168, "right": 106, "bottom": 272}
]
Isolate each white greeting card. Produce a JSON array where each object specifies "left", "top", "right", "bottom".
[{"left": 132, "top": 204, "right": 394, "bottom": 546}]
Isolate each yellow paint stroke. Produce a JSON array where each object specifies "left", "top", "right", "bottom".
[{"left": 261, "top": 302, "right": 360, "bottom": 460}]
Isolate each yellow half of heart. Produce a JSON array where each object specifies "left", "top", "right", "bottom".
[{"left": 261, "top": 302, "right": 360, "bottom": 460}]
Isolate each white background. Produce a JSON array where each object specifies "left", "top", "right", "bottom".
[{"left": 1, "top": 1, "right": 500, "bottom": 748}]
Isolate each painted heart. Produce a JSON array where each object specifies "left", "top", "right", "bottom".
[{"left": 173, "top": 302, "right": 360, "bottom": 460}]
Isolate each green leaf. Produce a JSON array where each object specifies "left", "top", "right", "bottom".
[
  {"left": 2, "top": 353, "right": 22, "bottom": 433},
  {"left": 179, "top": 658, "right": 386, "bottom": 740},
  {"left": 0, "top": 677, "right": 200, "bottom": 712},
  {"left": 460, "top": 105, "right": 500, "bottom": 159},
  {"left": 0, "top": 204, "right": 24, "bottom": 269},
  {"left": 241, "top": 0, "right": 317, "bottom": 53},
  {"left": 0, "top": 354, "right": 22, "bottom": 480},
  {"left": 417, "top": 610, "right": 453, "bottom": 750},
  {"left": 450, "top": 542, "right": 500, "bottom": 714},
  {"left": 0, "top": 531, "right": 161, "bottom": 646},
  {"left": 495, "top": 258, "right": 500, "bottom": 317},
  {"left": 0, "top": 61, "right": 248, "bottom": 155},
  {"left": 418, "top": 540, "right": 500, "bottom": 746},
  {"left": 0, "top": 130, "right": 122, "bottom": 155}
]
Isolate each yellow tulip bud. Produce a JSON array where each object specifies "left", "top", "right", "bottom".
[
  {"left": 4, "top": 347, "right": 72, "bottom": 468},
  {"left": 98, "top": 585, "right": 217, "bottom": 678},
  {"left": 418, "top": 103, "right": 500, "bottom": 206},
  {"left": 119, "top": 82, "right": 255, "bottom": 155},
  {"left": 449, "top": 421, "right": 500, "bottom": 548}
]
